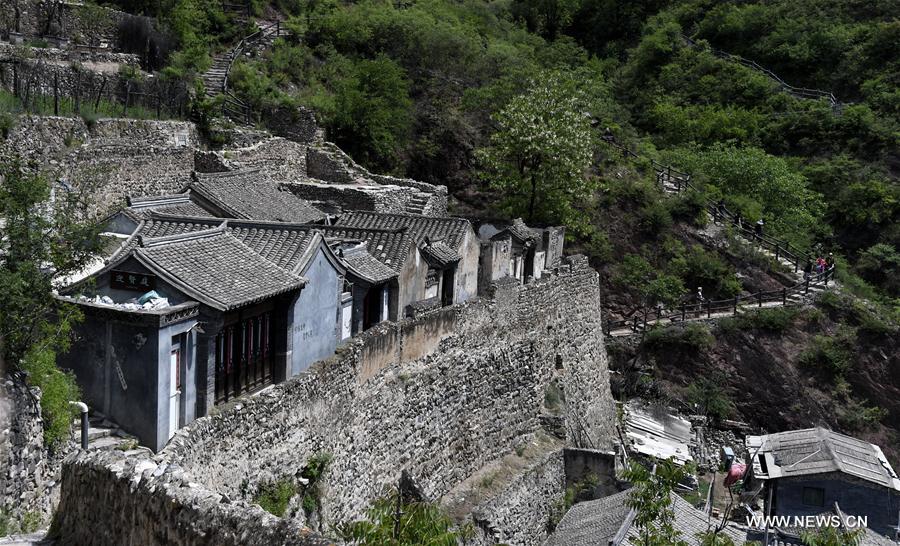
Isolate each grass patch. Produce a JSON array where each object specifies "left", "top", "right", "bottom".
[
  {"left": 254, "top": 478, "right": 296, "bottom": 517},
  {"left": 725, "top": 307, "right": 800, "bottom": 334}
]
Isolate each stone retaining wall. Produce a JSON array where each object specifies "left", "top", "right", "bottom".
[
  {"left": 3, "top": 116, "right": 197, "bottom": 214},
  {"left": 469, "top": 451, "right": 566, "bottom": 546},
  {"left": 306, "top": 142, "right": 448, "bottom": 215},
  {"left": 52, "top": 256, "right": 616, "bottom": 543},
  {"left": 0, "top": 376, "right": 70, "bottom": 532}
]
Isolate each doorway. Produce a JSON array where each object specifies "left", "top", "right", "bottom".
[{"left": 168, "top": 342, "right": 181, "bottom": 439}]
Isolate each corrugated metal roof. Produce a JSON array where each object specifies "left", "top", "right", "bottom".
[{"left": 624, "top": 401, "right": 693, "bottom": 465}]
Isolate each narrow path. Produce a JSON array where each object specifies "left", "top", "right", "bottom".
[
  {"left": 199, "top": 18, "right": 288, "bottom": 124},
  {"left": 681, "top": 35, "right": 843, "bottom": 110},
  {"left": 602, "top": 137, "right": 837, "bottom": 337}
]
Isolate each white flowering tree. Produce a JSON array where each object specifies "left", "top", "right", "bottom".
[{"left": 477, "top": 71, "right": 596, "bottom": 226}]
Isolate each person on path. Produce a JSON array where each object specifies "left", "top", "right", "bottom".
[
  {"left": 803, "top": 259, "right": 813, "bottom": 280},
  {"left": 755, "top": 218, "right": 764, "bottom": 238},
  {"left": 825, "top": 253, "right": 835, "bottom": 280},
  {"left": 816, "top": 256, "right": 826, "bottom": 274}
]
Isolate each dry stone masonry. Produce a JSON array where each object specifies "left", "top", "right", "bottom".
[{"left": 51, "top": 256, "right": 616, "bottom": 544}]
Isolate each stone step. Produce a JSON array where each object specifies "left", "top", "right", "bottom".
[
  {"left": 87, "top": 426, "right": 114, "bottom": 441},
  {"left": 89, "top": 435, "right": 126, "bottom": 451}
]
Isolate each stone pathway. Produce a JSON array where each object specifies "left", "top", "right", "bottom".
[
  {"left": 604, "top": 140, "right": 837, "bottom": 337},
  {"left": 0, "top": 532, "right": 52, "bottom": 546}
]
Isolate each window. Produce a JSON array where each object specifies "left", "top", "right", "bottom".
[{"left": 802, "top": 486, "right": 825, "bottom": 507}]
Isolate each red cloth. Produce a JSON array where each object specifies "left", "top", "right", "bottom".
[{"left": 724, "top": 463, "right": 746, "bottom": 486}]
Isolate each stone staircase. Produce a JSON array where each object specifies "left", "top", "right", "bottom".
[
  {"left": 406, "top": 192, "right": 431, "bottom": 214},
  {"left": 74, "top": 414, "right": 152, "bottom": 456},
  {"left": 201, "top": 52, "right": 232, "bottom": 98},
  {"left": 200, "top": 20, "right": 287, "bottom": 124}
]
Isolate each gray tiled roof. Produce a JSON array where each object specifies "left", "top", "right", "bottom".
[
  {"left": 490, "top": 217, "right": 539, "bottom": 244},
  {"left": 337, "top": 211, "right": 471, "bottom": 252},
  {"left": 131, "top": 227, "right": 305, "bottom": 311},
  {"left": 123, "top": 193, "right": 215, "bottom": 221},
  {"left": 546, "top": 489, "right": 632, "bottom": 546},
  {"left": 111, "top": 215, "right": 319, "bottom": 274},
  {"left": 190, "top": 169, "right": 326, "bottom": 223},
  {"left": 748, "top": 428, "right": 900, "bottom": 491},
  {"left": 316, "top": 225, "right": 414, "bottom": 273},
  {"left": 340, "top": 247, "right": 398, "bottom": 284},
  {"left": 419, "top": 240, "right": 460, "bottom": 268},
  {"left": 547, "top": 490, "right": 745, "bottom": 546}
]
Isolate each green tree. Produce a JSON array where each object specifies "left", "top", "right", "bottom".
[
  {"left": 338, "top": 492, "right": 471, "bottom": 545},
  {"left": 623, "top": 458, "right": 693, "bottom": 546},
  {"left": 477, "top": 70, "right": 595, "bottom": 225},
  {"left": 0, "top": 157, "right": 102, "bottom": 447},
  {"left": 800, "top": 527, "right": 864, "bottom": 546}
]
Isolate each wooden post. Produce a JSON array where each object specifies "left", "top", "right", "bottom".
[
  {"left": 805, "top": 278, "right": 810, "bottom": 294},
  {"left": 782, "top": 288, "right": 787, "bottom": 306},
  {"left": 774, "top": 244, "right": 780, "bottom": 261},
  {"left": 707, "top": 300, "right": 712, "bottom": 318},
  {"left": 95, "top": 77, "right": 106, "bottom": 110},
  {"left": 681, "top": 303, "right": 686, "bottom": 322},
  {"left": 74, "top": 70, "right": 80, "bottom": 113},
  {"left": 53, "top": 72, "right": 59, "bottom": 116},
  {"left": 758, "top": 293, "right": 763, "bottom": 308},
  {"left": 733, "top": 295, "right": 739, "bottom": 315}
]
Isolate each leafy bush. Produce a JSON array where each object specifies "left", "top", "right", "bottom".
[
  {"left": 839, "top": 399, "right": 888, "bottom": 432},
  {"left": 21, "top": 349, "right": 80, "bottom": 449},
  {"left": 639, "top": 201, "right": 673, "bottom": 235},
  {"left": 643, "top": 323, "right": 714, "bottom": 353},
  {"left": 798, "top": 330, "right": 855, "bottom": 378},
  {"left": 254, "top": 479, "right": 296, "bottom": 517},
  {"left": 735, "top": 307, "right": 800, "bottom": 333},
  {"left": 339, "top": 493, "right": 471, "bottom": 545},
  {"left": 855, "top": 243, "right": 900, "bottom": 297},
  {"left": 300, "top": 452, "right": 331, "bottom": 518},
  {"left": 685, "top": 379, "right": 734, "bottom": 421}
]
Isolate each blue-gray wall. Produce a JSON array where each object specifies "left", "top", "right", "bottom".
[
  {"left": 773, "top": 474, "right": 900, "bottom": 537},
  {"left": 154, "top": 321, "right": 198, "bottom": 449},
  {"left": 288, "top": 248, "right": 341, "bottom": 375}
]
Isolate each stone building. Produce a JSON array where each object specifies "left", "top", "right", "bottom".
[
  {"left": 744, "top": 427, "right": 900, "bottom": 538},
  {"left": 57, "top": 220, "right": 354, "bottom": 451},
  {"left": 477, "top": 218, "right": 566, "bottom": 294},
  {"left": 336, "top": 211, "right": 481, "bottom": 308}
]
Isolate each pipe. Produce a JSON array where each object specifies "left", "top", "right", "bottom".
[{"left": 69, "top": 401, "right": 89, "bottom": 450}]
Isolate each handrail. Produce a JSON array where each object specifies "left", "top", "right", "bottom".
[
  {"left": 600, "top": 135, "right": 836, "bottom": 335},
  {"left": 216, "top": 19, "right": 285, "bottom": 124},
  {"left": 681, "top": 35, "right": 840, "bottom": 108},
  {"left": 604, "top": 266, "right": 834, "bottom": 334}
]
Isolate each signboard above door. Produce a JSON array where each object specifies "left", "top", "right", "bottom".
[{"left": 110, "top": 270, "right": 156, "bottom": 291}]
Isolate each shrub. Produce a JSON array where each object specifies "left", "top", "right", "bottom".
[
  {"left": 254, "top": 479, "right": 296, "bottom": 517},
  {"left": 21, "top": 349, "right": 80, "bottom": 449},
  {"left": 643, "top": 323, "right": 714, "bottom": 353},
  {"left": 736, "top": 307, "right": 800, "bottom": 333},
  {"left": 299, "top": 452, "right": 332, "bottom": 518},
  {"left": 667, "top": 189, "right": 708, "bottom": 226},
  {"left": 839, "top": 399, "right": 887, "bottom": 432},
  {"left": 798, "top": 330, "right": 855, "bottom": 378},
  {"left": 0, "top": 510, "right": 9, "bottom": 536},
  {"left": 639, "top": 200, "right": 673, "bottom": 235},
  {"left": 685, "top": 379, "right": 734, "bottom": 421}
]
